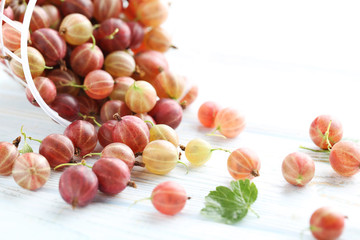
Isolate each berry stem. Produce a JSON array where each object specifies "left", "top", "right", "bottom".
[
  {"left": 90, "top": 34, "right": 96, "bottom": 50},
  {"left": 44, "top": 66, "right": 53, "bottom": 70},
  {"left": 12, "top": 136, "right": 21, "bottom": 148},
  {"left": 93, "top": 24, "right": 100, "bottom": 30},
  {"left": 207, "top": 127, "right": 226, "bottom": 139},
  {"left": 54, "top": 159, "right": 92, "bottom": 170},
  {"left": 249, "top": 207, "right": 260, "bottom": 218},
  {"left": 179, "top": 144, "right": 186, "bottom": 151},
  {"left": 19, "top": 125, "right": 33, "bottom": 154},
  {"left": 60, "top": 82, "right": 87, "bottom": 90},
  {"left": 299, "top": 145, "right": 330, "bottom": 153},
  {"left": 113, "top": 113, "right": 122, "bottom": 121},
  {"left": 28, "top": 137, "right": 42, "bottom": 143},
  {"left": 78, "top": 113, "right": 102, "bottom": 127},
  {"left": 177, "top": 160, "right": 189, "bottom": 174},
  {"left": 211, "top": 147, "right": 232, "bottom": 153},
  {"left": 144, "top": 120, "right": 154, "bottom": 127},
  {"left": 83, "top": 152, "right": 102, "bottom": 158},
  {"left": 105, "top": 28, "right": 119, "bottom": 40},
  {"left": 324, "top": 120, "right": 333, "bottom": 150}
]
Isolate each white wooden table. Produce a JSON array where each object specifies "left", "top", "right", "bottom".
[{"left": 1, "top": 1, "right": 360, "bottom": 239}]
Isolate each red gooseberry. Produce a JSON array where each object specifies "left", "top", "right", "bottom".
[
  {"left": 92, "top": 157, "right": 132, "bottom": 195},
  {"left": 213, "top": 108, "right": 246, "bottom": 138},
  {"left": 59, "top": 165, "right": 98, "bottom": 208},
  {"left": 309, "top": 115, "right": 343, "bottom": 150},
  {"left": 148, "top": 98, "right": 183, "bottom": 129},
  {"left": 227, "top": 148, "right": 260, "bottom": 180},
  {"left": 93, "top": 0, "right": 122, "bottom": 22},
  {"left": 112, "top": 115, "right": 150, "bottom": 153},
  {"left": 25, "top": 76, "right": 57, "bottom": 107},
  {"left": 83, "top": 70, "right": 114, "bottom": 100},
  {"left": 70, "top": 43, "right": 104, "bottom": 77},
  {"left": 198, "top": 101, "right": 221, "bottom": 128},
  {"left": 100, "top": 100, "right": 131, "bottom": 123},
  {"left": 281, "top": 152, "right": 315, "bottom": 186},
  {"left": 39, "top": 134, "right": 75, "bottom": 169},
  {"left": 50, "top": 93, "right": 80, "bottom": 122},
  {"left": 0, "top": 138, "right": 20, "bottom": 176},
  {"left": 151, "top": 181, "right": 188, "bottom": 216},
  {"left": 64, "top": 120, "right": 98, "bottom": 156},
  {"left": 310, "top": 207, "right": 346, "bottom": 240},
  {"left": 109, "top": 77, "right": 135, "bottom": 101},
  {"left": 329, "top": 141, "right": 360, "bottom": 177},
  {"left": 31, "top": 28, "right": 67, "bottom": 66}
]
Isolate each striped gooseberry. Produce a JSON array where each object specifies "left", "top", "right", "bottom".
[
  {"left": 329, "top": 141, "right": 360, "bottom": 177},
  {"left": 100, "top": 143, "right": 136, "bottom": 170},
  {"left": 126, "top": 21, "right": 145, "bottom": 50},
  {"left": 1, "top": 21, "right": 25, "bottom": 51},
  {"left": 83, "top": 70, "right": 114, "bottom": 100},
  {"left": 19, "top": 5, "right": 50, "bottom": 32},
  {"left": 109, "top": 77, "right": 135, "bottom": 101},
  {"left": 25, "top": 76, "right": 57, "bottom": 107},
  {"left": 59, "top": 165, "right": 98, "bottom": 208},
  {"left": 142, "top": 140, "right": 178, "bottom": 175},
  {"left": 281, "top": 152, "right": 315, "bottom": 186},
  {"left": 95, "top": 18, "right": 131, "bottom": 53},
  {"left": 198, "top": 101, "right": 221, "bottom": 128},
  {"left": 136, "top": 0, "right": 169, "bottom": 28},
  {"left": 98, "top": 120, "right": 116, "bottom": 147},
  {"left": 134, "top": 50, "right": 169, "bottom": 82},
  {"left": 12, "top": 153, "right": 51, "bottom": 190},
  {"left": 104, "top": 51, "right": 136, "bottom": 78},
  {"left": 310, "top": 207, "right": 346, "bottom": 240},
  {"left": 125, "top": 80, "right": 157, "bottom": 114},
  {"left": 50, "top": 93, "right": 80, "bottom": 121},
  {"left": 227, "top": 148, "right": 261, "bottom": 180},
  {"left": 149, "top": 124, "right": 179, "bottom": 147},
  {"left": 10, "top": 47, "right": 46, "bottom": 80},
  {"left": 144, "top": 27, "right": 174, "bottom": 53},
  {"left": 213, "top": 108, "right": 246, "bottom": 138},
  {"left": 47, "top": 69, "right": 81, "bottom": 96},
  {"left": 309, "top": 115, "right": 343, "bottom": 150},
  {"left": 92, "top": 157, "right": 133, "bottom": 195},
  {"left": 100, "top": 99, "right": 131, "bottom": 123},
  {"left": 39, "top": 134, "right": 74, "bottom": 168},
  {"left": 42, "top": 4, "right": 61, "bottom": 29},
  {"left": 64, "top": 120, "right": 98, "bottom": 156},
  {"left": 59, "top": 13, "right": 93, "bottom": 45},
  {"left": 183, "top": 138, "right": 230, "bottom": 166},
  {"left": 0, "top": 138, "right": 20, "bottom": 176},
  {"left": 135, "top": 113, "right": 156, "bottom": 130},
  {"left": 61, "top": 0, "right": 94, "bottom": 19},
  {"left": 31, "top": 28, "right": 67, "bottom": 66},
  {"left": 70, "top": 42, "right": 104, "bottom": 77},
  {"left": 151, "top": 181, "right": 188, "bottom": 216},
  {"left": 93, "top": 0, "right": 122, "bottom": 22},
  {"left": 148, "top": 98, "right": 183, "bottom": 129},
  {"left": 112, "top": 115, "right": 150, "bottom": 153},
  {"left": 153, "top": 70, "right": 186, "bottom": 99},
  {"left": 179, "top": 84, "right": 198, "bottom": 108},
  {"left": 77, "top": 95, "right": 100, "bottom": 120}
]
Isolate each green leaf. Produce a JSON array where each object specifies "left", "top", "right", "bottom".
[{"left": 201, "top": 179, "right": 258, "bottom": 224}]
